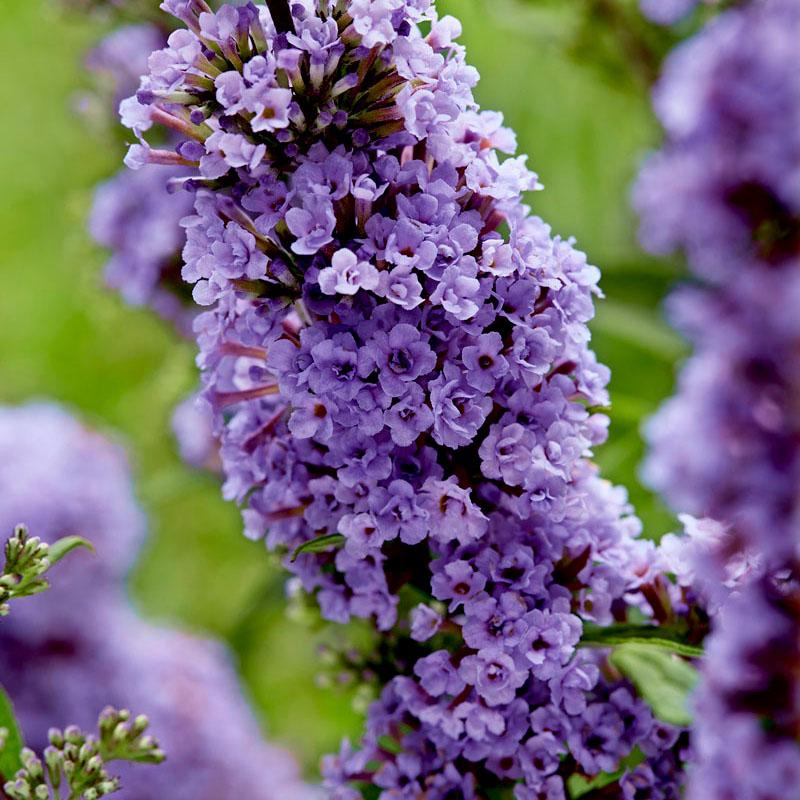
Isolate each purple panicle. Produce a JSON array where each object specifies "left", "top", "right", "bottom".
[{"left": 121, "top": 1, "right": 690, "bottom": 793}]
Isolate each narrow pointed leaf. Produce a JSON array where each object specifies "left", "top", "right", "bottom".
[
  {"left": 290, "top": 534, "right": 345, "bottom": 562},
  {"left": 46, "top": 535, "right": 94, "bottom": 566},
  {"left": 580, "top": 623, "right": 704, "bottom": 658}
]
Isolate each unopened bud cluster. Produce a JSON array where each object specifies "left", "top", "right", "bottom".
[
  {"left": 0, "top": 526, "right": 53, "bottom": 616},
  {"left": 3, "top": 708, "right": 163, "bottom": 800}
]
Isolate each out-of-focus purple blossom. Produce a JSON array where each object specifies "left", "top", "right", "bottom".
[
  {"left": 86, "top": 24, "right": 165, "bottom": 105},
  {"left": 658, "top": 514, "right": 761, "bottom": 615},
  {"left": 640, "top": 0, "right": 712, "bottom": 26},
  {"left": 638, "top": 0, "right": 800, "bottom": 568},
  {"left": 172, "top": 392, "right": 219, "bottom": 469},
  {"left": 0, "top": 402, "right": 313, "bottom": 800},
  {"left": 688, "top": 579, "right": 800, "bottom": 800},
  {"left": 0, "top": 402, "right": 144, "bottom": 625},
  {"left": 0, "top": 606, "right": 314, "bottom": 800},
  {"left": 90, "top": 165, "right": 195, "bottom": 333},
  {"left": 635, "top": 0, "right": 800, "bottom": 281},
  {"left": 638, "top": 0, "right": 800, "bottom": 796}
]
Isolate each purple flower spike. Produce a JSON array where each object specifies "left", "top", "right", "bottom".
[{"left": 121, "top": 1, "right": 681, "bottom": 794}]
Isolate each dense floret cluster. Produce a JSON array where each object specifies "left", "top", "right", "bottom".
[
  {"left": 120, "top": 1, "right": 692, "bottom": 794},
  {"left": 0, "top": 403, "right": 312, "bottom": 800},
  {"left": 635, "top": 0, "right": 800, "bottom": 796}
]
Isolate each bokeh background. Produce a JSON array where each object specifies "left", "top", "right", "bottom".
[{"left": 0, "top": 0, "right": 685, "bottom": 775}]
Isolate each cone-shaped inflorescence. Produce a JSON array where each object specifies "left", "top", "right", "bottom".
[
  {"left": 122, "top": 1, "right": 690, "bottom": 795},
  {"left": 635, "top": 0, "right": 800, "bottom": 796}
]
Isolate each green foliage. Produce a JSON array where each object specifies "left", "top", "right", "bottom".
[
  {"left": 46, "top": 536, "right": 95, "bottom": 567},
  {"left": 291, "top": 534, "right": 346, "bottom": 562},
  {"left": 610, "top": 644, "right": 699, "bottom": 727},
  {"left": 0, "top": 526, "right": 93, "bottom": 616},
  {"left": 0, "top": 686, "right": 25, "bottom": 781},
  {"left": 2, "top": 707, "right": 164, "bottom": 800},
  {"left": 580, "top": 623, "right": 704, "bottom": 658}
]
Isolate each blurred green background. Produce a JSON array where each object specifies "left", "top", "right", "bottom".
[{"left": 0, "top": 0, "right": 684, "bottom": 777}]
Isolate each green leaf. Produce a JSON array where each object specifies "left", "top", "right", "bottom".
[
  {"left": 567, "top": 748, "right": 645, "bottom": 798},
  {"left": 0, "top": 685, "right": 25, "bottom": 780},
  {"left": 46, "top": 535, "right": 94, "bottom": 566},
  {"left": 290, "top": 534, "right": 345, "bottom": 562},
  {"left": 610, "top": 643, "right": 699, "bottom": 727},
  {"left": 377, "top": 735, "right": 403, "bottom": 755},
  {"left": 580, "top": 624, "right": 704, "bottom": 658}
]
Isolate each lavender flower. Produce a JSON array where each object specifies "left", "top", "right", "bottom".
[
  {"left": 85, "top": 20, "right": 201, "bottom": 334},
  {"left": 122, "top": 1, "right": 686, "bottom": 793}
]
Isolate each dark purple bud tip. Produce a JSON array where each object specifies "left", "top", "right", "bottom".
[
  {"left": 136, "top": 89, "right": 155, "bottom": 106},
  {"left": 177, "top": 140, "right": 205, "bottom": 161},
  {"left": 266, "top": 0, "right": 296, "bottom": 35}
]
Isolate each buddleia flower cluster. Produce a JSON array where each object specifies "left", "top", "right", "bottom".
[
  {"left": 0, "top": 403, "right": 312, "bottom": 800},
  {"left": 118, "top": 1, "right": 695, "bottom": 795},
  {"left": 3, "top": 708, "right": 164, "bottom": 800},
  {"left": 635, "top": 0, "right": 800, "bottom": 796}
]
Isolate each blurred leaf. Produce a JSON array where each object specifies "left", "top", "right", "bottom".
[
  {"left": 610, "top": 643, "right": 699, "bottom": 726},
  {"left": 593, "top": 299, "right": 684, "bottom": 362},
  {"left": 291, "top": 534, "right": 345, "bottom": 562},
  {"left": 236, "top": 601, "right": 364, "bottom": 774},
  {"left": 47, "top": 535, "right": 94, "bottom": 566},
  {"left": 0, "top": 685, "right": 25, "bottom": 780}
]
